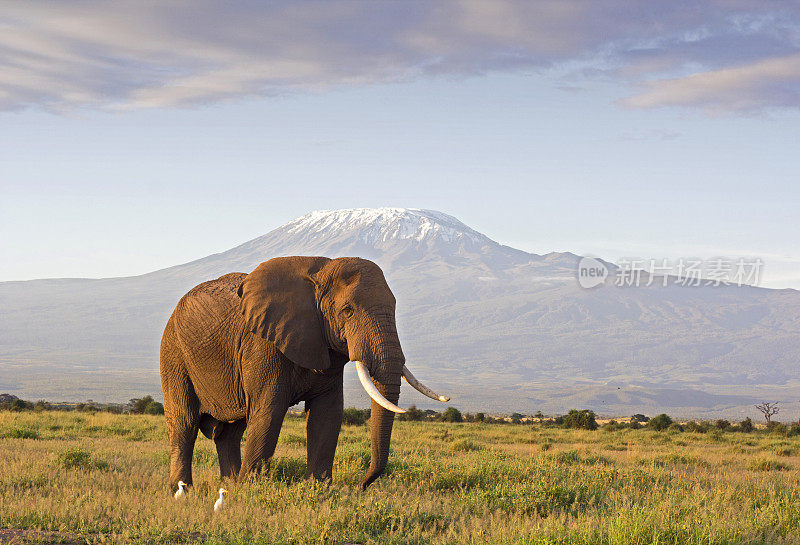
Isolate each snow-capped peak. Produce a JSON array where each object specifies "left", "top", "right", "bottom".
[{"left": 282, "top": 208, "right": 492, "bottom": 246}]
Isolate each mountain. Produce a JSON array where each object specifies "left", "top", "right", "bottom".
[{"left": 1, "top": 208, "right": 798, "bottom": 418}]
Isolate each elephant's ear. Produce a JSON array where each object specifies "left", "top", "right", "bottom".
[{"left": 237, "top": 256, "right": 331, "bottom": 371}]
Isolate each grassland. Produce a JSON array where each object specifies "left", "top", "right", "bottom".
[{"left": 1, "top": 411, "right": 799, "bottom": 544}]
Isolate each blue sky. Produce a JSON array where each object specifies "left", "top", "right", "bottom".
[{"left": 1, "top": 1, "right": 799, "bottom": 287}]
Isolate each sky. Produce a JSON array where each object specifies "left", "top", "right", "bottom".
[{"left": 1, "top": 1, "right": 799, "bottom": 288}]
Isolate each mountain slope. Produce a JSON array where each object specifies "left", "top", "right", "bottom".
[{"left": 1, "top": 208, "right": 798, "bottom": 417}]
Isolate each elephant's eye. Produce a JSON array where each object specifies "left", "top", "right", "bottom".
[{"left": 340, "top": 305, "right": 354, "bottom": 319}]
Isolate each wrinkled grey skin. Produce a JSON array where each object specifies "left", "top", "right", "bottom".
[{"left": 160, "top": 256, "right": 404, "bottom": 491}]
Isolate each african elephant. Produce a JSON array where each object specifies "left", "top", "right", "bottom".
[{"left": 159, "top": 256, "right": 447, "bottom": 491}]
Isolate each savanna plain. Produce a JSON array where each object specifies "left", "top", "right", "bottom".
[{"left": 1, "top": 410, "right": 799, "bottom": 545}]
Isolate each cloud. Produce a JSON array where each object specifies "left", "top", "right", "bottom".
[
  {"left": 1, "top": 1, "right": 799, "bottom": 113},
  {"left": 620, "top": 53, "right": 800, "bottom": 114}
]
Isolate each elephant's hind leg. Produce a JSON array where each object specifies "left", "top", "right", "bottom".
[
  {"left": 167, "top": 415, "right": 198, "bottom": 491},
  {"left": 213, "top": 419, "right": 246, "bottom": 480},
  {"left": 161, "top": 339, "right": 200, "bottom": 491}
]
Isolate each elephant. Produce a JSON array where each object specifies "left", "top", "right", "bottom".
[{"left": 159, "top": 256, "right": 448, "bottom": 491}]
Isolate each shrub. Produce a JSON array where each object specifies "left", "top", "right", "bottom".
[
  {"left": 667, "top": 423, "right": 684, "bottom": 432},
  {"left": 440, "top": 407, "right": 463, "bottom": 423},
  {"left": 766, "top": 421, "right": 787, "bottom": 435},
  {"left": 10, "top": 398, "right": 32, "bottom": 412},
  {"left": 648, "top": 414, "right": 673, "bottom": 431},
  {"left": 1, "top": 426, "right": 39, "bottom": 439},
  {"left": 737, "top": 417, "right": 754, "bottom": 433},
  {"left": 602, "top": 420, "right": 622, "bottom": 432},
  {"left": 631, "top": 414, "right": 650, "bottom": 423},
  {"left": 451, "top": 439, "right": 482, "bottom": 451},
  {"left": 715, "top": 419, "right": 731, "bottom": 430},
  {"left": 561, "top": 409, "right": 598, "bottom": 430},
  {"left": 749, "top": 458, "right": 790, "bottom": 471},
  {"left": 57, "top": 447, "right": 109, "bottom": 471},
  {"left": 683, "top": 420, "right": 710, "bottom": 433},
  {"left": 342, "top": 407, "right": 369, "bottom": 426}
]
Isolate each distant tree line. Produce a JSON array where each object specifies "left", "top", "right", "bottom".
[
  {"left": 0, "top": 393, "right": 162, "bottom": 414},
  {"left": 341, "top": 405, "right": 800, "bottom": 436},
  {"left": 4, "top": 393, "right": 799, "bottom": 436}
]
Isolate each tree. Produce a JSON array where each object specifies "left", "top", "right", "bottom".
[
  {"left": 561, "top": 409, "right": 598, "bottom": 430},
  {"left": 10, "top": 398, "right": 32, "bottom": 412},
  {"left": 510, "top": 412, "right": 525, "bottom": 424},
  {"left": 648, "top": 413, "right": 673, "bottom": 431},
  {"left": 130, "top": 395, "right": 164, "bottom": 415},
  {"left": 144, "top": 400, "right": 164, "bottom": 414},
  {"left": 755, "top": 402, "right": 779, "bottom": 424},
  {"left": 440, "top": 407, "right": 463, "bottom": 423}
]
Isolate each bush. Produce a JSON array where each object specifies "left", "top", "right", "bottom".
[
  {"left": 631, "top": 414, "right": 650, "bottom": 423},
  {"left": 668, "top": 423, "right": 684, "bottom": 432},
  {"left": 440, "top": 407, "right": 463, "bottom": 423},
  {"left": 1, "top": 426, "right": 39, "bottom": 439},
  {"left": 766, "top": 421, "right": 787, "bottom": 434},
  {"left": 561, "top": 409, "right": 598, "bottom": 430},
  {"left": 737, "top": 417, "right": 754, "bottom": 433},
  {"left": 10, "top": 398, "right": 32, "bottom": 412},
  {"left": 683, "top": 420, "right": 710, "bottom": 433},
  {"left": 451, "top": 439, "right": 482, "bottom": 451},
  {"left": 342, "top": 407, "right": 370, "bottom": 426},
  {"left": 602, "top": 419, "right": 622, "bottom": 432},
  {"left": 57, "top": 447, "right": 109, "bottom": 471},
  {"left": 715, "top": 419, "right": 731, "bottom": 430},
  {"left": 648, "top": 414, "right": 673, "bottom": 431},
  {"left": 749, "top": 458, "right": 790, "bottom": 471}
]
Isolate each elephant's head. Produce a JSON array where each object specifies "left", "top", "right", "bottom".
[{"left": 237, "top": 256, "right": 448, "bottom": 489}]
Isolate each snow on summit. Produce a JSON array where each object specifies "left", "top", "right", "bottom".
[{"left": 283, "top": 208, "right": 490, "bottom": 245}]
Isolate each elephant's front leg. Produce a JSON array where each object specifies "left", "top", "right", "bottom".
[
  {"left": 239, "top": 386, "right": 290, "bottom": 478},
  {"left": 305, "top": 381, "right": 344, "bottom": 481}
]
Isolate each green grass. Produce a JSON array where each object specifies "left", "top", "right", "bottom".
[{"left": 1, "top": 411, "right": 799, "bottom": 544}]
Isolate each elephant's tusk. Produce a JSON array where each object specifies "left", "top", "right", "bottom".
[
  {"left": 402, "top": 365, "right": 450, "bottom": 402},
  {"left": 353, "top": 361, "right": 405, "bottom": 414}
]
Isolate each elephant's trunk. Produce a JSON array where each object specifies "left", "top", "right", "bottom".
[
  {"left": 349, "top": 311, "right": 404, "bottom": 490},
  {"left": 359, "top": 365, "right": 402, "bottom": 490}
]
